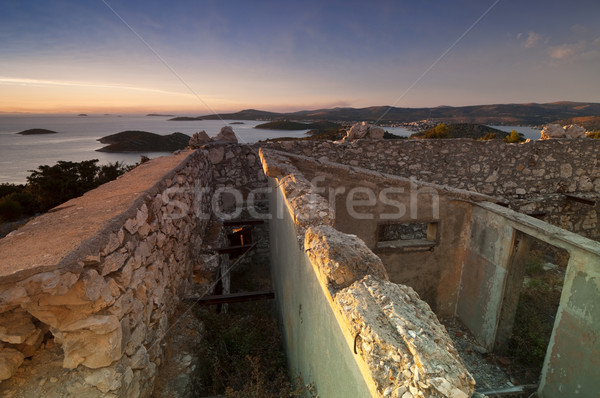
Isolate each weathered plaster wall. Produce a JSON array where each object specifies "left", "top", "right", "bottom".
[
  {"left": 261, "top": 139, "right": 600, "bottom": 240},
  {"left": 456, "top": 206, "right": 516, "bottom": 350},
  {"left": 457, "top": 202, "right": 600, "bottom": 397},
  {"left": 540, "top": 249, "right": 600, "bottom": 398},
  {"left": 262, "top": 146, "right": 600, "bottom": 397},
  {"left": 261, "top": 148, "right": 475, "bottom": 398},
  {"left": 266, "top": 150, "right": 493, "bottom": 318},
  {"left": 268, "top": 178, "right": 373, "bottom": 397},
  {"left": 295, "top": 162, "right": 477, "bottom": 317}
]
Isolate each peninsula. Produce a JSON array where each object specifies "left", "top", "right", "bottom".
[
  {"left": 96, "top": 130, "right": 190, "bottom": 152},
  {"left": 17, "top": 128, "right": 59, "bottom": 135}
]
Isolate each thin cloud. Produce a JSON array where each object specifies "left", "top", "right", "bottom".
[
  {"left": 547, "top": 41, "right": 586, "bottom": 60},
  {"left": 0, "top": 76, "right": 192, "bottom": 97},
  {"left": 523, "top": 31, "right": 542, "bottom": 48}
]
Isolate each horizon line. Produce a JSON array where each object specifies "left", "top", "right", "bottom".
[{"left": 1, "top": 99, "right": 598, "bottom": 116}]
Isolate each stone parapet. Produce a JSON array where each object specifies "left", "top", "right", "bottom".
[{"left": 0, "top": 142, "right": 268, "bottom": 397}]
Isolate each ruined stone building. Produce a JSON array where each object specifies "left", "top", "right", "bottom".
[{"left": 0, "top": 130, "right": 599, "bottom": 397}]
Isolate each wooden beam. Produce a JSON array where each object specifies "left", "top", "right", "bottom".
[
  {"left": 565, "top": 194, "right": 596, "bottom": 206},
  {"left": 214, "top": 243, "right": 255, "bottom": 255},
  {"left": 194, "top": 291, "right": 275, "bottom": 305},
  {"left": 223, "top": 219, "right": 265, "bottom": 226},
  {"left": 526, "top": 210, "right": 546, "bottom": 218},
  {"left": 479, "top": 384, "right": 537, "bottom": 397}
]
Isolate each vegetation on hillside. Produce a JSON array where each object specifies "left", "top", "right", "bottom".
[
  {"left": 479, "top": 132, "right": 497, "bottom": 140},
  {"left": 183, "top": 102, "right": 600, "bottom": 125},
  {"left": 255, "top": 120, "right": 340, "bottom": 131},
  {"left": 587, "top": 131, "right": 600, "bottom": 139},
  {"left": 411, "top": 123, "right": 508, "bottom": 139},
  {"left": 96, "top": 130, "right": 190, "bottom": 152},
  {"left": 555, "top": 115, "right": 600, "bottom": 132},
  {"left": 260, "top": 124, "right": 405, "bottom": 143}
]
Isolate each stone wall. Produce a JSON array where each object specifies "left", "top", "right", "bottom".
[
  {"left": 0, "top": 143, "right": 268, "bottom": 397},
  {"left": 262, "top": 147, "right": 600, "bottom": 397},
  {"left": 261, "top": 148, "right": 475, "bottom": 398},
  {"left": 260, "top": 139, "right": 600, "bottom": 240}
]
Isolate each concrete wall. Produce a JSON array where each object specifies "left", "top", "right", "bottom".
[
  {"left": 456, "top": 202, "right": 600, "bottom": 397},
  {"left": 263, "top": 146, "right": 600, "bottom": 397},
  {"left": 541, "top": 247, "right": 600, "bottom": 397},
  {"left": 297, "top": 165, "right": 476, "bottom": 318},
  {"left": 268, "top": 178, "right": 372, "bottom": 398},
  {"left": 261, "top": 148, "right": 475, "bottom": 398},
  {"left": 261, "top": 139, "right": 600, "bottom": 240}
]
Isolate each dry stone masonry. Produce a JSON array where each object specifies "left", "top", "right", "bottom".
[
  {"left": 0, "top": 133, "right": 268, "bottom": 397},
  {"left": 261, "top": 138, "right": 600, "bottom": 240}
]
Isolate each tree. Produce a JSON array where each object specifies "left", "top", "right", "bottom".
[
  {"left": 424, "top": 123, "right": 450, "bottom": 139},
  {"left": 504, "top": 129, "right": 525, "bottom": 143},
  {"left": 26, "top": 159, "right": 127, "bottom": 212}
]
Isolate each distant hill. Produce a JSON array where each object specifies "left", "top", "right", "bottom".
[
  {"left": 411, "top": 124, "right": 508, "bottom": 139},
  {"left": 169, "top": 109, "right": 280, "bottom": 121},
  {"left": 555, "top": 115, "right": 600, "bottom": 132},
  {"left": 168, "top": 116, "right": 204, "bottom": 121},
  {"left": 255, "top": 120, "right": 340, "bottom": 130},
  {"left": 17, "top": 128, "right": 58, "bottom": 135},
  {"left": 96, "top": 131, "right": 190, "bottom": 152},
  {"left": 186, "top": 102, "right": 600, "bottom": 126}
]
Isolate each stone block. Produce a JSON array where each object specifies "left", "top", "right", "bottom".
[
  {"left": 0, "top": 309, "right": 37, "bottom": 344},
  {"left": 335, "top": 275, "right": 475, "bottom": 397},
  {"left": 83, "top": 367, "right": 123, "bottom": 393},
  {"left": 101, "top": 251, "right": 129, "bottom": 276},
  {"left": 305, "top": 225, "right": 388, "bottom": 289},
  {"left": 0, "top": 348, "right": 25, "bottom": 381},
  {"left": 54, "top": 315, "right": 122, "bottom": 369},
  {"left": 18, "top": 271, "right": 79, "bottom": 296}
]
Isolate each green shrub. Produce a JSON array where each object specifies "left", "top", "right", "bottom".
[
  {"left": 0, "top": 196, "right": 23, "bottom": 222},
  {"left": 424, "top": 123, "right": 450, "bottom": 139},
  {"left": 587, "top": 131, "right": 600, "bottom": 139},
  {"left": 504, "top": 129, "right": 525, "bottom": 143},
  {"left": 479, "top": 132, "right": 496, "bottom": 140}
]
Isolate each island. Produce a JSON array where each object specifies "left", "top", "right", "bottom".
[
  {"left": 78, "top": 114, "right": 88, "bottom": 117},
  {"left": 255, "top": 120, "right": 340, "bottom": 130},
  {"left": 147, "top": 113, "right": 175, "bottom": 117},
  {"left": 410, "top": 123, "right": 509, "bottom": 139},
  {"left": 96, "top": 130, "right": 190, "bottom": 152},
  {"left": 168, "top": 116, "right": 204, "bottom": 121},
  {"left": 17, "top": 128, "right": 59, "bottom": 135}
]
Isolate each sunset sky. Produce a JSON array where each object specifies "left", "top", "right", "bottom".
[{"left": 1, "top": 0, "right": 599, "bottom": 114}]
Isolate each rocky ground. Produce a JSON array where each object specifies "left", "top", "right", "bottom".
[{"left": 442, "top": 318, "right": 539, "bottom": 397}]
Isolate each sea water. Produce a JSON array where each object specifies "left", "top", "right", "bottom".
[
  {"left": 0, "top": 114, "right": 310, "bottom": 184},
  {"left": 0, "top": 114, "right": 542, "bottom": 184}
]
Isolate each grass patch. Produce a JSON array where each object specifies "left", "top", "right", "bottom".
[
  {"left": 508, "top": 250, "right": 566, "bottom": 369},
  {"left": 195, "top": 301, "right": 298, "bottom": 397}
]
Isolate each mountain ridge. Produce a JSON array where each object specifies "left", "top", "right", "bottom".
[{"left": 176, "top": 102, "right": 600, "bottom": 126}]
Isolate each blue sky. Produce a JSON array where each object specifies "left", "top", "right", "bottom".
[{"left": 1, "top": 0, "right": 599, "bottom": 113}]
